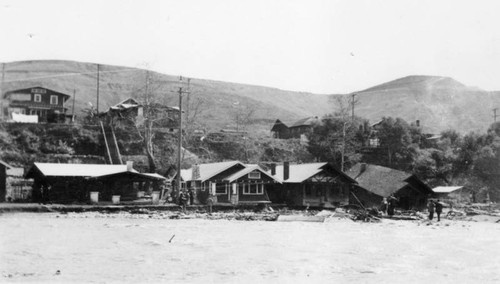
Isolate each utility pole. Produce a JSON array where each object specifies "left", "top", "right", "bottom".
[
  {"left": 350, "top": 93, "right": 359, "bottom": 121},
  {"left": 72, "top": 89, "right": 76, "bottom": 123},
  {"left": 96, "top": 64, "right": 100, "bottom": 113},
  {"left": 176, "top": 76, "right": 190, "bottom": 197},
  {"left": 493, "top": 108, "right": 499, "bottom": 123},
  {"left": 0, "top": 63, "right": 4, "bottom": 120}
]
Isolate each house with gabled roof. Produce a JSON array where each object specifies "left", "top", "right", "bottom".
[
  {"left": 3, "top": 86, "right": 71, "bottom": 123},
  {"left": 25, "top": 161, "right": 167, "bottom": 203},
  {"left": 346, "top": 163, "right": 432, "bottom": 210},
  {"left": 179, "top": 161, "right": 280, "bottom": 205},
  {"left": 270, "top": 116, "right": 319, "bottom": 140},
  {"left": 266, "top": 162, "right": 357, "bottom": 208}
]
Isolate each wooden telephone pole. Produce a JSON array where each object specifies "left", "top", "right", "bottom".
[
  {"left": 493, "top": 108, "right": 499, "bottom": 123},
  {"left": 176, "top": 76, "right": 190, "bottom": 196}
]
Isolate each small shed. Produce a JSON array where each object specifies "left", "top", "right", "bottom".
[{"left": 432, "top": 186, "right": 465, "bottom": 203}]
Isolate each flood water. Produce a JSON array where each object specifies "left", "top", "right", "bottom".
[{"left": 1, "top": 213, "right": 500, "bottom": 283}]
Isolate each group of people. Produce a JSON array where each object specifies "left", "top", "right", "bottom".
[
  {"left": 428, "top": 199, "right": 444, "bottom": 221},
  {"left": 178, "top": 189, "right": 195, "bottom": 212},
  {"left": 380, "top": 195, "right": 398, "bottom": 217}
]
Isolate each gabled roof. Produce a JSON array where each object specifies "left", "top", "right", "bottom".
[
  {"left": 271, "top": 163, "right": 326, "bottom": 183},
  {"left": 3, "top": 86, "right": 71, "bottom": 100},
  {"left": 27, "top": 163, "right": 129, "bottom": 178},
  {"left": 269, "top": 162, "right": 356, "bottom": 183},
  {"left": 224, "top": 165, "right": 281, "bottom": 183},
  {"left": 432, "top": 186, "right": 463, "bottom": 193},
  {"left": 93, "top": 171, "right": 167, "bottom": 181},
  {"left": 109, "top": 98, "right": 141, "bottom": 110},
  {"left": 26, "top": 162, "right": 167, "bottom": 181},
  {"left": 0, "top": 160, "right": 13, "bottom": 169},
  {"left": 182, "top": 161, "right": 245, "bottom": 182},
  {"left": 270, "top": 119, "right": 289, "bottom": 132},
  {"left": 289, "top": 116, "right": 319, "bottom": 128},
  {"left": 346, "top": 163, "right": 414, "bottom": 197}
]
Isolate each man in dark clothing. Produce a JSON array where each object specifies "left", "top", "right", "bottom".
[
  {"left": 435, "top": 199, "right": 443, "bottom": 221},
  {"left": 428, "top": 200, "right": 435, "bottom": 220},
  {"left": 387, "top": 195, "right": 398, "bottom": 217},
  {"left": 179, "top": 190, "right": 188, "bottom": 213},
  {"left": 188, "top": 189, "right": 194, "bottom": 205}
]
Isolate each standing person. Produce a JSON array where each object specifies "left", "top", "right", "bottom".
[
  {"left": 435, "top": 199, "right": 443, "bottom": 221},
  {"left": 387, "top": 195, "right": 397, "bottom": 217},
  {"left": 189, "top": 188, "right": 194, "bottom": 205},
  {"left": 428, "top": 199, "right": 435, "bottom": 221},
  {"left": 380, "top": 197, "right": 388, "bottom": 215},
  {"left": 179, "top": 190, "right": 188, "bottom": 213}
]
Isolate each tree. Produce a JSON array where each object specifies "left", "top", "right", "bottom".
[
  {"left": 112, "top": 70, "right": 178, "bottom": 172},
  {"left": 307, "top": 114, "right": 363, "bottom": 170},
  {"left": 376, "top": 117, "right": 412, "bottom": 169}
]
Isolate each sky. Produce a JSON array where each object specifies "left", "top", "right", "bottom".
[{"left": 0, "top": 0, "right": 500, "bottom": 94}]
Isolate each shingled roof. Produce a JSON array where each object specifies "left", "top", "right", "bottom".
[{"left": 345, "top": 163, "right": 413, "bottom": 197}]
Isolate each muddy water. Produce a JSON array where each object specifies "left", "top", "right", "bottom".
[{"left": 1, "top": 213, "right": 500, "bottom": 283}]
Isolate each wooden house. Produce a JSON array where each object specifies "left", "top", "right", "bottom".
[
  {"left": 271, "top": 116, "right": 318, "bottom": 140},
  {"left": 346, "top": 163, "right": 433, "bottom": 210},
  {"left": 432, "top": 186, "right": 466, "bottom": 204},
  {"left": 3, "top": 86, "right": 71, "bottom": 123},
  {"left": 25, "top": 162, "right": 166, "bottom": 203},
  {"left": 266, "top": 162, "right": 357, "bottom": 208},
  {"left": 179, "top": 161, "right": 280, "bottom": 205}
]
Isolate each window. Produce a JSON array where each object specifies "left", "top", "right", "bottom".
[
  {"left": 201, "top": 182, "right": 206, "bottom": 191},
  {"left": 50, "top": 95, "right": 58, "bottom": 105},
  {"left": 32, "top": 88, "right": 46, "bottom": 94},
  {"left": 243, "top": 183, "right": 263, "bottom": 195},
  {"left": 34, "top": 94, "right": 42, "bottom": 102},
  {"left": 248, "top": 171, "right": 261, "bottom": 179},
  {"left": 215, "top": 183, "right": 227, "bottom": 194}
]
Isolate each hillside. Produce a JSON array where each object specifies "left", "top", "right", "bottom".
[
  {"left": 348, "top": 75, "right": 500, "bottom": 134},
  {"left": 0, "top": 60, "right": 331, "bottom": 133},
  {"left": 1, "top": 61, "right": 499, "bottom": 134}
]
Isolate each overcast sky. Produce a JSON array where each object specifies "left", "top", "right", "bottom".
[{"left": 0, "top": 0, "right": 499, "bottom": 94}]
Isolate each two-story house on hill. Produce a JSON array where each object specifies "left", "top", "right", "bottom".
[{"left": 3, "top": 86, "right": 71, "bottom": 123}]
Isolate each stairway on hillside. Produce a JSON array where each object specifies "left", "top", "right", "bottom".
[{"left": 100, "top": 122, "right": 123, "bottom": 165}]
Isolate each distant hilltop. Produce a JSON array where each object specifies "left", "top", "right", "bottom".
[{"left": 1, "top": 60, "right": 498, "bottom": 134}]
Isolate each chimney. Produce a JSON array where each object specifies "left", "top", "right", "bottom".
[
  {"left": 192, "top": 164, "right": 200, "bottom": 180},
  {"left": 360, "top": 163, "right": 367, "bottom": 174},
  {"left": 283, "top": 161, "right": 290, "bottom": 181},
  {"left": 416, "top": 120, "right": 420, "bottom": 127},
  {"left": 126, "top": 161, "right": 133, "bottom": 171},
  {"left": 271, "top": 163, "right": 276, "bottom": 176}
]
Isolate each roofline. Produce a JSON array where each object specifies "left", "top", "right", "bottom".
[
  {"left": 200, "top": 161, "right": 245, "bottom": 182},
  {"left": 4, "top": 86, "right": 71, "bottom": 99},
  {"left": 224, "top": 166, "right": 282, "bottom": 183}
]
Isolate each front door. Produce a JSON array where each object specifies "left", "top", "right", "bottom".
[{"left": 230, "top": 183, "right": 239, "bottom": 204}]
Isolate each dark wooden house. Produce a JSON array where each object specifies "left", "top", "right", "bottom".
[
  {"left": 179, "top": 161, "right": 280, "bottom": 205},
  {"left": 346, "top": 163, "right": 433, "bottom": 210},
  {"left": 25, "top": 162, "right": 166, "bottom": 203},
  {"left": 271, "top": 116, "right": 318, "bottom": 139},
  {"left": 267, "top": 162, "right": 357, "bottom": 208},
  {"left": 3, "top": 86, "right": 71, "bottom": 123}
]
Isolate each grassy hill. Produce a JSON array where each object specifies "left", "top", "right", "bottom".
[
  {"left": 1, "top": 60, "right": 498, "bottom": 135},
  {"left": 0, "top": 60, "right": 331, "bottom": 134},
  {"left": 349, "top": 75, "right": 500, "bottom": 134}
]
